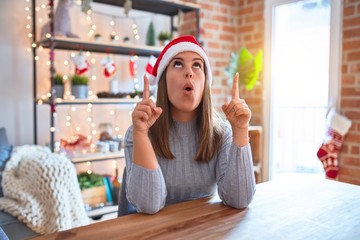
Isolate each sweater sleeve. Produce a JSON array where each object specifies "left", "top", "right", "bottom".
[
  {"left": 123, "top": 126, "right": 167, "bottom": 214},
  {"left": 216, "top": 123, "right": 256, "bottom": 209}
]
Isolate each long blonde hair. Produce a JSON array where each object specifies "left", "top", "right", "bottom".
[{"left": 149, "top": 67, "right": 223, "bottom": 162}]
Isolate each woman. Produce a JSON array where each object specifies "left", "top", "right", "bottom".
[{"left": 122, "top": 35, "right": 255, "bottom": 215}]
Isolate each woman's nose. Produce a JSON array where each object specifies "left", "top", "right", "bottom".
[
  {"left": 185, "top": 73, "right": 193, "bottom": 78},
  {"left": 185, "top": 68, "right": 193, "bottom": 78}
]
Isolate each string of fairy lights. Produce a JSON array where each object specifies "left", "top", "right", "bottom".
[{"left": 24, "top": 0, "right": 149, "bottom": 173}]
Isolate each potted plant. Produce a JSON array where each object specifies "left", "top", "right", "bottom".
[
  {"left": 53, "top": 73, "right": 64, "bottom": 99},
  {"left": 77, "top": 172, "right": 106, "bottom": 206},
  {"left": 71, "top": 74, "right": 89, "bottom": 99},
  {"left": 158, "top": 31, "right": 172, "bottom": 46},
  {"left": 94, "top": 33, "right": 102, "bottom": 42}
]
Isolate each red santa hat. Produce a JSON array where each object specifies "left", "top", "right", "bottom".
[{"left": 148, "top": 35, "right": 212, "bottom": 86}]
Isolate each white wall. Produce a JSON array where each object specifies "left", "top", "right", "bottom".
[{"left": 0, "top": 0, "right": 34, "bottom": 145}]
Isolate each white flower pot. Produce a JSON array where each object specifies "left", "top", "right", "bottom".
[
  {"left": 72, "top": 85, "right": 88, "bottom": 99},
  {"left": 53, "top": 85, "right": 64, "bottom": 99}
]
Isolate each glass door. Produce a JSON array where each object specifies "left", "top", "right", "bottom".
[{"left": 264, "top": 0, "right": 341, "bottom": 180}]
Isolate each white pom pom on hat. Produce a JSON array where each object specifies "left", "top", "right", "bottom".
[{"left": 148, "top": 35, "right": 212, "bottom": 86}]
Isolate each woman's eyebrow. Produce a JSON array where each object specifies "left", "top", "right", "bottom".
[
  {"left": 171, "top": 57, "right": 203, "bottom": 62},
  {"left": 193, "top": 57, "right": 204, "bottom": 62},
  {"left": 171, "top": 57, "right": 183, "bottom": 62}
]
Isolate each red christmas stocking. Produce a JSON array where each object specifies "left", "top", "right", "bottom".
[
  {"left": 101, "top": 56, "right": 117, "bottom": 78},
  {"left": 317, "top": 109, "right": 351, "bottom": 179},
  {"left": 72, "top": 52, "right": 90, "bottom": 75},
  {"left": 145, "top": 55, "right": 157, "bottom": 84}
]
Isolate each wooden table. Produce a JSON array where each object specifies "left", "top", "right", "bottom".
[{"left": 33, "top": 176, "right": 360, "bottom": 239}]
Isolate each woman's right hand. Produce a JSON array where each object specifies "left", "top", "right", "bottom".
[{"left": 132, "top": 75, "right": 162, "bottom": 133}]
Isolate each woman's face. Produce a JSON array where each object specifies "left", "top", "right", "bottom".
[{"left": 165, "top": 51, "right": 206, "bottom": 122}]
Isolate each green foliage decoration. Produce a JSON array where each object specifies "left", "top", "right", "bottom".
[
  {"left": 54, "top": 73, "right": 64, "bottom": 85},
  {"left": 225, "top": 47, "right": 263, "bottom": 91},
  {"left": 158, "top": 31, "right": 172, "bottom": 41},
  {"left": 77, "top": 172, "right": 104, "bottom": 190},
  {"left": 71, "top": 75, "right": 89, "bottom": 85}
]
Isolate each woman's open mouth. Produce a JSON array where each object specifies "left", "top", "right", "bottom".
[{"left": 183, "top": 83, "right": 194, "bottom": 95}]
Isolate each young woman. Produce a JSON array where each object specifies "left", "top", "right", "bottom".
[{"left": 121, "top": 35, "right": 255, "bottom": 215}]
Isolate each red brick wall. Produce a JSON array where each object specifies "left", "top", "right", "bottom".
[
  {"left": 194, "top": 0, "right": 239, "bottom": 114},
  {"left": 191, "top": 0, "right": 264, "bottom": 126},
  {"left": 236, "top": 0, "right": 264, "bottom": 126},
  {"left": 186, "top": 0, "right": 359, "bottom": 185},
  {"left": 338, "top": 0, "right": 360, "bottom": 185}
]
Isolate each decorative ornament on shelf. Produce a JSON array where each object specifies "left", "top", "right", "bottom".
[
  {"left": 77, "top": 172, "right": 107, "bottom": 207},
  {"left": 145, "top": 55, "right": 157, "bottom": 85},
  {"left": 94, "top": 33, "right": 102, "bottom": 42},
  {"left": 158, "top": 31, "right": 172, "bottom": 46},
  {"left": 146, "top": 21, "right": 155, "bottom": 46},
  {"left": 53, "top": 73, "right": 65, "bottom": 99},
  {"left": 80, "top": 0, "right": 93, "bottom": 13},
  {"left": 54, "top": 73, "right": 64, "bottom": 85},
  {"left": 129, "top": 56, "right": 138, "bottom": 77},
  {"left": 77, "top": 172, "right": 104, "bottom": 191},
  {"left": 123, "top": 36, "right": 130, "bottom": 44},
  {"left": 101, "top": 56, "right": 117, "bottom": 78},
  {"left": 72, "top": 51, "right": 90, "bottom": 75},
  {"left": 71, "top": 75, "right": 89, "bottom": 85},
  {"left": 109, "top": 17, "right": 119, "bottom": 42},
  {"left": 109, "top": 79, "right": 119, "bottom": 94},
  {"left": 60, "top": 134, "right": 91, "bottom": 155},
  {"left": 41, "top": 0, "right": 79, "bottom": 39},
  {"left": 112, "top": 163, "right": 121, "bottom": 205},
  {"left": 71, "top": 75, "right": 89, "bottom": 99},
  {"left": 225, "top": 47, "right": 263, "bottom": 91},
  {"left": 124, "top": 0, "right": 132, "bottom": 17}
]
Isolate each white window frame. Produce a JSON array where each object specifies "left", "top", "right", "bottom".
[{"left": 263, "top": 0, "right": 342, "bottom": 181}]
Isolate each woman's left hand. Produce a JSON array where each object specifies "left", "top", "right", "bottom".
[{"left": 222, "top": 72, "right": 252, "bottom": 131}]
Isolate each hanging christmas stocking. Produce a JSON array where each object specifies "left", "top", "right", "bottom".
[
  {"left": 72, "top": 52, "right": 90, "bottom": 75},
  {"left": 101, "top": 56, "right": 117, "bottom": 78},
  {"left": 317, "top": 108, "right": 351, "bottom": 179},
  {"left": 129, "top": 56, "right": 137, "bottom": 77},
  {"left": 145, "top": 55, "right": 157, "bottom": 84}
]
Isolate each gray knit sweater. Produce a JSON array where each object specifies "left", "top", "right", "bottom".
[{"left": 124, "top": 120, "right": 256, "bottom": 214}]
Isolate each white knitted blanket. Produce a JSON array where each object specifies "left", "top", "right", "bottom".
[{"left": 0, "top": 145, "right": 89, "bottom": 234}]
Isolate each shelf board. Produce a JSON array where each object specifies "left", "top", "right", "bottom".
[
  {"left": 93, "top": 0, "right": 200, "bottom": 16},
  {"left": 87, "top": 205, "right": 118, "bottom": 219},
  {"left": 38, "top": 37, "right": 162, "bottom": 57},
  {"left": 71, "top": 150, "right": 125, "bottom": 164},
  {"left": 37, "top": 98, "right": 140, "bottom": 105}
]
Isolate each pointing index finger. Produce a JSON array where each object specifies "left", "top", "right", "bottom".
[
  {"left": 143, "top": 74, "right": 150, "bottom": 99},
  {"left": 231, "top": 72, "right": 239, "bottom": 99}
]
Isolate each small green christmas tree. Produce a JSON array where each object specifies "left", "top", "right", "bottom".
[{"left": 146, "top": 21, "right": 155, "bottom": 46}]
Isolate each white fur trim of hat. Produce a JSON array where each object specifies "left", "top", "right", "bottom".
[{"left": 148, "top": 35, "right": 212, "bottom": 86}]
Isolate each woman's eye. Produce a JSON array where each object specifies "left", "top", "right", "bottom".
[
  {"left": 193, "top": 62, "right": 202, "bottom": 69},
  {"left": 173, "top": 61, "right": 183, "bottom": 68}
]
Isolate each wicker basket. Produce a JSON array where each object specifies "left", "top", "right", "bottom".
[{"left": 81, "top": 186, "right": 107, "bottom": 206}]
